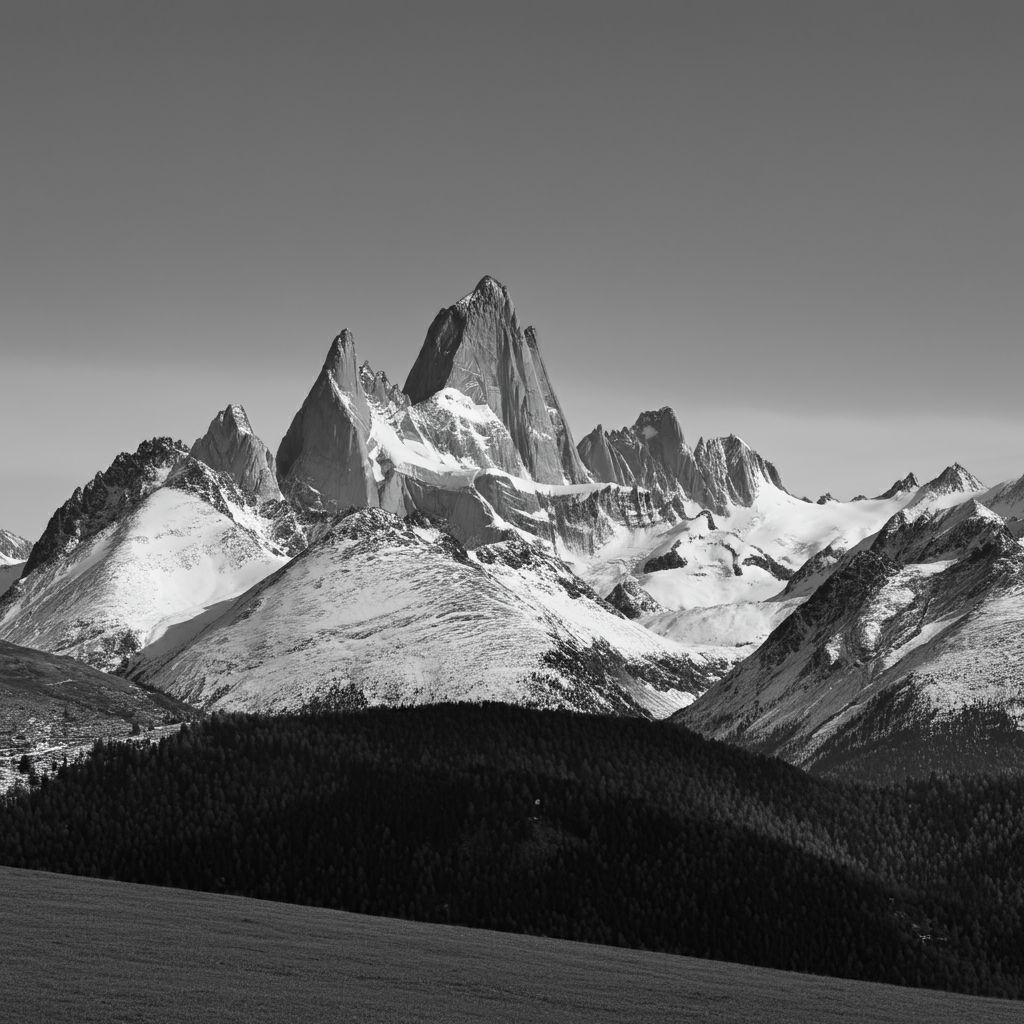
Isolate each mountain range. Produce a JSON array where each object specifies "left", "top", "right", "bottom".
[{"left": 2, "top": 276, "right": 1023, "bottom": 782}]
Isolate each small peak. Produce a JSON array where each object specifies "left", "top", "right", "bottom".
[
  {"left": 927, "top": 463, "right": 984, "bottom": 494},
  {"left": 874, "top": 472, "right": 919, "bottom": 500}
]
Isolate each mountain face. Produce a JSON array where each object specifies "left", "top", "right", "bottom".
[
  {"left": 0, "top": 441, "right": 319, "bottom": 675},
  {"left": 0, "top": 530, "right": 31, "bottom": 563},
  {"left": 191, "top": 405, "right": 282, "bottom": 502},
  {"left": 0, "top": 639, "right": 192, "bottom": 790},
  {"left": 679, "top": 495, "right": 1024, "bottom": 781},
  {"left": 578, "top": 410, "right": 784, "bottom": 515},
  {"left": 21, "top": 438, "right": 189, "bottom": 578},
  {"left": 146, "top": 508, "right": 726, "bottom": 717},
  {"left": 983, "top": 471, "right": 1024, "bottom": 524},
  {"left": 907, "top": 463, "right": 984, "bottom": 508},
  {"left": 403, "top": 277, "right": 589, "bottom": 485}
]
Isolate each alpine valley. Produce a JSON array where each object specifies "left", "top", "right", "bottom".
[{"left": 3, "top": 277, "right": 1023, "bottom": 783}]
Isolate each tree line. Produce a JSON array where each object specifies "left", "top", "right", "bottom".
[{"left": 0, "top": 703, "right": 1021, "bottom": 998}]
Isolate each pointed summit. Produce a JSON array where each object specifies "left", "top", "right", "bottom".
[
  {"left": 191, "top": 405, "right": 282, "bottom": 502},
  {"left": 931, "top": 463, "right": 984, "bottom": 492},
  {"left": 912, "top": 463, "right": 985, "bottom": 506},
  {"left": 403, "top": 278, "right": 589, "bottom": 484},
  {"left": 276, "top": 330, "right": 378, "bottom": 512}
]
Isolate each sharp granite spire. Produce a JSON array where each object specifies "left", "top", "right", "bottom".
[
  {"left": 403, "top": 277, "right": 590, "bottom": 485},
  {"left": 276, "top": 329, "right": 379, "bottom": 512}
]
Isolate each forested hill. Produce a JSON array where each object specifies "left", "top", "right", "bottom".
[{"left": 0, "top": 704, "right": 1022, "bottom": 999}]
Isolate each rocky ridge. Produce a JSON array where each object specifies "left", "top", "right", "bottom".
[{"left": 578, "top": 408, "right": 785, "bottom": 516}]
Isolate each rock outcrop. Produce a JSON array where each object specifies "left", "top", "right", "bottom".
[
  {"left": 403, "top": 277, "right": 589, "bottom": 485},
  {"left": 276, "top": 330, "right": 379, "bottom": 512},
  {"left": 606, "top": 578, "right": 665, "bottom": 619},
  {"left": 191, "top": 405, "right": 282, "bottom": 502}
]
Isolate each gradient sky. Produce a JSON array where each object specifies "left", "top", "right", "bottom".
[{"left": 2, "top": 1, "right": 1022, "bottom": 538}]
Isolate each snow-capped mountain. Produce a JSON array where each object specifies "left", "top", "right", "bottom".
[
  {"left": 273, "top": 278, "right": 663, "bottom": 556},
  {"left": 678, "top": 486, "right": 1024, "bottom": 780},
  {"left": 5, "top": 273, "right": 1023, "bottom": 775},
  {"left": 0, "top": 529, "right": 31, "bottom": 598},
  {"left": 0, "top": 434, "right": 319, "bottom": 674},
  {"left": 145, "top": 508, "right": 726, "bottom": 717}
]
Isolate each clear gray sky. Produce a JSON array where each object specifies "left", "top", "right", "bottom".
[{"left": 2, "top": 1, "right": 1023, "bottom": 537}]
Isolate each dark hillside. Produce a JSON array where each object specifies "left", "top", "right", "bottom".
[{"left": 0, "top": 705, "right": 1021, "bottom": 998}]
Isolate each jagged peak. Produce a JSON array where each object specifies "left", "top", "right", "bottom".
[
  {"left": 632, "top": 406, "right": 685, "bottom": 443},
  {"left": 874, "top": 473, "right": 919, "bottom": 500},
  {"left": 206, "top": 403, "right": 253, "bottom": 436},
  {"left": 358, "top": 359, "right": 389, "bottom": 387}
]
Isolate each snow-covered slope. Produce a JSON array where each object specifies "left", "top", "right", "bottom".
[
  {"left": 0, "top": 529, "right": 30, "bottom": 599},
  {"left": 146, "top": 508, "right": 728, "bottom": 718},
  {"left": 567, "top": 463, "right": 992, "bottom": 676},
  {"left": 0, "top": 529, "right": 32, "bottom": 563},
  {"left": 678, "top": 497, "right": 1024, "bottom": 780},
  {"left": 0, "top": 444, "right": 316, "bottom": 674}
]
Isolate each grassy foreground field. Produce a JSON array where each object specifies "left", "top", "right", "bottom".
[{"left": 0, "top": 866, "right": 1018, "bottom": 1024}]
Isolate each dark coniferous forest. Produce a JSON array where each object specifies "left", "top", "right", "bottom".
[{"left": 1, "top": 704, "right": 1022, "bottom": 999}]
